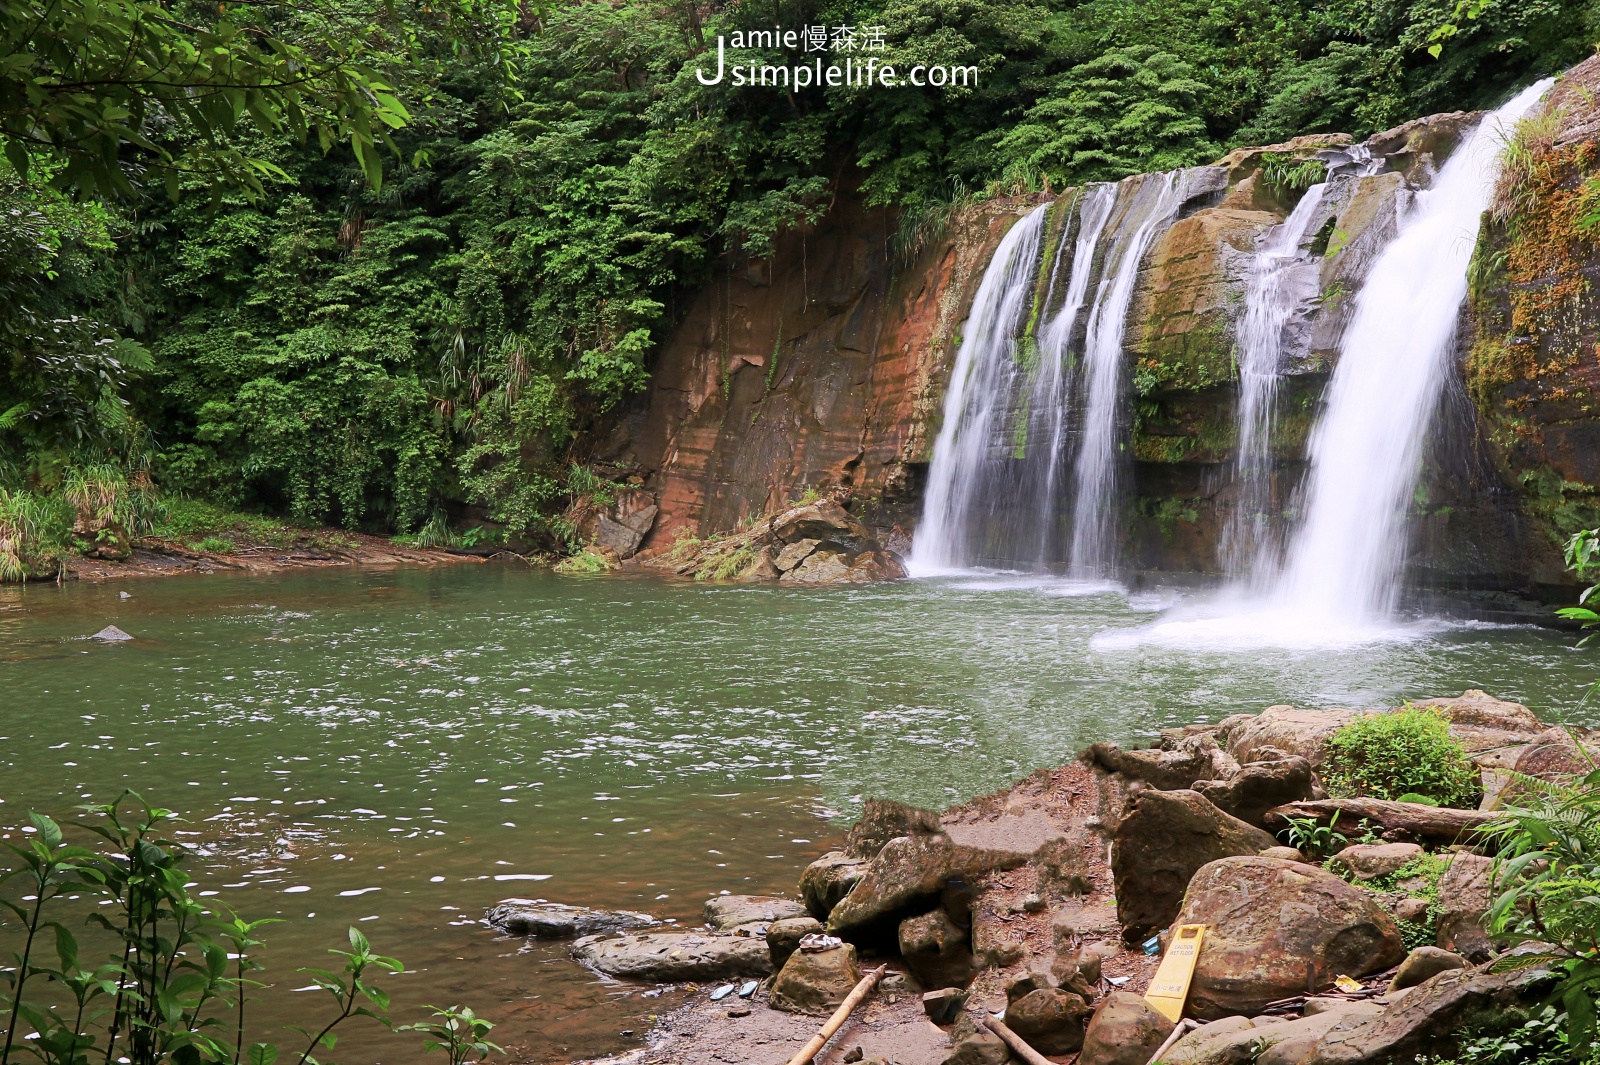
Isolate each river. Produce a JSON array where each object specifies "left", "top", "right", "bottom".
[{"left": 2, "top": 564, "right": 1593, "bottom": 1061}]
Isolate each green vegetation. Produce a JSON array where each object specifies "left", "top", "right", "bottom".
[
  {"left": 0, "top": 0, "right": 1592, "bottom": 561},
  {"left": 0, "top": 793, "right": 495, "bottom": 1064},
  {"left": 1258, "top": 152, "right": 1327, "bottom": 194},
  {"left": 1322, "top": 706, "right": 1481, "bottom": 807}
]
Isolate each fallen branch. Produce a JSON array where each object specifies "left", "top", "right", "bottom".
[
  {"left": 1263, "top": 798, "right": 1495, "bottom": 844},
  {"left": 1146, "top": 1017, "right": 1200, "bottom": 1064},
  {"left": 979, "top": 1015, "right": 1054, "bottom": 1065},
  {"left": 784, "top": 963, "right": 887, "bottom": 1065}
]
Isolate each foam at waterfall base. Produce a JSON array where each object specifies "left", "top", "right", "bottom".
[
  {"left": 1089, "top": 598, "right": 1466, "bottom": 653},
  {"left": 905, "top": 564, "right": 1124, "bottom": 599}
]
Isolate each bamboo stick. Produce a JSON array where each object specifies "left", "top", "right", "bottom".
[
  {"left": 783, "top": 963, "right": 887, "bottom": 1065},
  {"left": 978, "top": 1015, "right": 1054, "bottom": 1065}
]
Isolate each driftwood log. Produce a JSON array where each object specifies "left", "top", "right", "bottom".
[{"left": 1263, "top": 798, "right": 1496, "bottom": 844}]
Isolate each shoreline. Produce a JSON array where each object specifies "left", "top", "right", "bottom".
[
  {"left": 46, "top": 531, "right": 477, "bottom": 584},
  {"left": 511, "top": 690, "right": 1589, "bottom": 1065}
]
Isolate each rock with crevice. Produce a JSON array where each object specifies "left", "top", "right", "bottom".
[
  {"left": 1111, "top": 789, "right": 1277, "bottom": 943},
  {"left": 798, "top": 851, "right": 871, "bottom": 919},
  {"left": 1172, "top": 856, "right": 1406, "bottom": 1019}
]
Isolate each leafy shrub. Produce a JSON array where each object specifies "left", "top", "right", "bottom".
[
  {"left": 1258, "top": 152, "right": 1327, "bottom": 194},
  {"left": 1322, "top": 707, "right": 1480, "bottom": 807},
  {"left": 191, "top": 535, "right": 235, "bottom": 554}
]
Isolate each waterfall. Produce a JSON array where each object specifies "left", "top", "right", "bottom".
[
  {"left": 1221, "top": 183, "right": 1328, "bottom": 577},
  {"left": 1067, "top": 171, "right": 1194, "bottom": 578},
  {"left": 1267, "top": 79, "right": 1552, "bottom": 621},
  {"left": 910, "top": 204, "right": 1050, "bottom": 572}
]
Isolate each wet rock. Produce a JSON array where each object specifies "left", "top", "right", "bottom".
[
  {"left": 588, "top": 490, "right": 658, "bottom": 559},
  {"left": 1304, "top": 953, "right": 1560, "bottom": 1063},
  {"left": 1173, "top": 856, "right": 1406, "bottom": 1019},
  {"left": 768, "top": 502, "right": 908, "bottom": 583},
  {"left": 1387, "top": 946, "right": 1467, "bottom": 991},
  {"left": 485, "top": 899, "right": 657, "bottom": 938},
  {"left": 1433, "top": 852, "right": 1494, "bottom": 962},
  {"left": 1194, "top": 756, "right": 1316, "bottom": 827},
  {"left": 1111, "top": 789, "right": 1277, "bottom": 943},
  {"left": 774, "top": 538, "right": 821, "bottom": 572},
  {"left": 1079, "top": 992, "right": 1175, "bottom": 1065},
  {"left": 923, "top": 986, "right": 969, "bottom": 1025},
  {"left": 572, "top": 931, "right": 771, "bottom": 981},
  {"left": 1327, "top": 842, "right": 1424, "bottom": 881},
  {"left": 785, "top": 549, "right": 854, "bottom": 583},
  {"left": 829, "top": 810, "right": 1067, "bottom": 936},
  {"left": 767, "top": 916, "right": 823, "bottom": 970},
  {"left": 798, "top": 851, "right": 871, "bottom": 919},
  {"left": 90, "top": 625, "right": 134, "bottom": 642},
  {"left": 769, "top": 941, "right": 861, "bottom": 1015},
  {"left": 1004, "top": 988, "right": 1091, "bottom": 1054},
  {"left": 703, "top": 894, "right": 808, "bottom": 932},
  {"left": 1226, "top": 706, "right": 1363, "bottom": 768},
  {"left": 844, "top": 800, "right": 943, "bottom": 858},
  {"left": 899, "top": 909, "right": 975, "bottom": 989}
]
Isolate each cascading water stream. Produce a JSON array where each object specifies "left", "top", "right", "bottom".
[
  {"left": 909, "top": 204, "right": 1050, "bottom": 573},
  {"left": 1268, "top": 78, "right": 1553, "bottom": 622},
  {"left": 1067, "top": 171, "right": 1194, "bottom": 578},
  {"left": 1221, "top": 182, "right": 1327, "bottom": 577}
]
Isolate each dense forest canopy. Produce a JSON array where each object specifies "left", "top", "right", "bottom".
[{"left": 1, "top": 0, "right": 1594, "bottom": 559}]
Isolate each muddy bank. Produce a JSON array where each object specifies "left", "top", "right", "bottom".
[{"left": 61, "top": 531, "right": 472, "bottom": 583}]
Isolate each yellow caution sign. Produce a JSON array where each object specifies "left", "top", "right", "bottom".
[{"left": 1144, "top": 924, "right": 1207, "bottom": 1023}]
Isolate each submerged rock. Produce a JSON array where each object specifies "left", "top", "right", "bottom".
[
  {"left": 90, "top": 625, "right": 134, "bottom": 642},
  {"left": 1111, "top": 789, "right": 1277, "bottom": 943},
  {"left": 1173, "top": 856, "right": 1406, "bottom": 1019},
  {"left": 572, "top": 931, "right": 771, "bottom": 982},
  {"left": 485, "top": 899, "right": 657, "bottom": 938}
]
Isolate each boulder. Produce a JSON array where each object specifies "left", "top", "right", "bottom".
[
  {"left": 1111, "top": 789, "right": 1278, "bottom": 943},
  {"left": 769, "top": 941, "right": 861, "bottom": 1015},
  {"left": 1227, "top": 706, "right": 1362, "bottom": 768},
  {"left": 1327, "top": 843, "right": 1424, "bottom": 881},
  {"left": 1004, "top": 988, "right": 1092, "bottom": 1054},
  {"left": 1387, "top": 946, "right": 1467, "bottom": 992},
  {"left": 829, "top": 810, "right": 1067, "bottom": 936},
  {"left": 1172, "top": 856, "right": 1406, "bottom": 1019},
  {"left": 899, "top": 909, "right": 975, "bottom": 989},
  {"left": 1433, "top": 852, "right": 1494, "bottom": 962},
  {"left": 775, "top": 538, "right": 821, "bottom": 572},
  {"left": 1395, "top": 897, "right": 1430, "bottom": 923},
  {"left": 798, "top": 851, "right": 871, "bottom": 919},
  {"left": 586, "top": 489, "right": 658, "bottom": 559},
  {"left": 1082, "top": 733, "right": 1232, "bottom": 792},
  {"left": 844, "top": 800, "right": 943, "bottom": 858},
  {"left": 1194, "top": 756, "right": 1317, "bottom": 827},
  {"left": 768, "top": 502, "right": 908, "bottom": 583},
  {"left": 90, "top": 625, "right": 134, "bottom": 642},
  {"left": 484, "top": 899, "right": 657, "bottom": 938},
  {"left": 1157, "top": 1017, "right": 1257, "bottom": 1065},
  {"left": 923, "top": 986, "right": 969, "bottom": 1025},
  {"left": 704, "top": 894, "right": 808, "bottom": 932},
  {"left": 572, "top": 931, "right": 771, "bottom": 981},
  {"left": 1409, "top": 690, "right": 1543, "bottom": 752},
  {"left": 1511, "top": 727, "right": 1598, "bottom": 788},
  {"left": 1253, "top": 1004, "right": 1386, "bottom": 1065},
  {"left": 940, "top": 1030, "right": 1011, "bottom": 1065},
  {"left": 1079, "top": 992, "right": 1175, "bottom": 1065},
  {"left": 1259, "top": 846, "right": 1309, "bottom": 862},
  {"left": 1304, "top": 954, "right": 1559, "bottom": 1062},
  {"left": 1161, "top": 1006, "right": 1384, "bottom": 1065},
  {"left": 767, "top": 916, "right": 824, "bottom": 970}
]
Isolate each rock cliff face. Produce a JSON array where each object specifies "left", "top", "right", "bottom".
[
  {"left": 598, "top": 193, "right": 1044, "bottom": 554},
  {"left": 608, "top": 71, "right": 1600, "bottom": 600}
]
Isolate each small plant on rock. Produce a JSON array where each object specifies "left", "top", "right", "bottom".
[
  {"left": 1278, "top": 810, "right": 1350, "bottom": 860},
  {"left": 1322, "top": 706, "right": 1480, "bottom": 808}
]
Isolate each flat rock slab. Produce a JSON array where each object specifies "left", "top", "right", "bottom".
[
  {"left": 704, "top": 895, "right": 809, "bottom": 932},
  {"left": 484, "top": 899, "right": 657, "bottom": 938},
  {"left": 574, "top": 931, "right": 772, "bottom": 982}
]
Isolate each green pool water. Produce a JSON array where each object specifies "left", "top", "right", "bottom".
[{"left": 2, "top": 564, "right": 1594, "bottom": 1061}]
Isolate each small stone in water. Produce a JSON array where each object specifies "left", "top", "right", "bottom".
[
  {"left": 90, "top": 625, "right": 133, "bottom": 642},
  {"left": 738, "top": 980, "right": 758, "bottom": 998},
  {"left": 709, "top": 984, "right": 736, "bottom": 1000}
]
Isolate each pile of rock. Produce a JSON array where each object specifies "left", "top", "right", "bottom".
[
  {"left": 485, "top": 690, "right": 1589, "bottom": 1065},
  {"left": 641, "top": 499, "right": 907, "bottom": 583}
]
